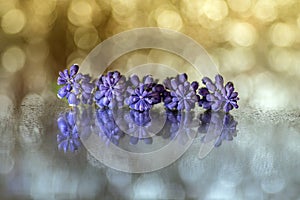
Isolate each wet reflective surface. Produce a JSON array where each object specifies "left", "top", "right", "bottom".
[{"left": 1, "top": 94, "right": 300, "bottom": 199}]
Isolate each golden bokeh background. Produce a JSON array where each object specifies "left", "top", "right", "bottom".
[{"left": 0, "top": 0, "right": 300, "bottom": 109}]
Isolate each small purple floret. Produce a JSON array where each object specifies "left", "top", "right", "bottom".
[
  {"left": 94, "top": 71, "right": 126, "bottom": 109},
  {"left": 57, "top": 64, "right": 94, "bottom": 106},
  {"left": 163, "top": 73, "right": 199, "bottom": 111},
  {"left": 198, "top": 74, "right": 239, "bottom": 113},
  {"left": 125, "top": 74, "right": 165, "bottom": 112}
]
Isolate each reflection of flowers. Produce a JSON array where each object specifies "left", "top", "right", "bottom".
[
  {"left": 125, "top": 110, "right": 154, "bottom": 145},
  {"left": 57, "top": 64, "right": 94, "bottom": 106},
  {"left": 198, "top": 110, "right": 238, "bottom": 147},
  {"left": 55, "top": 107, "right": 238, "bottom": 152},
  {"left": 130, "top": 110, "right": 151, "bottom": 126},
  {"left": 95, "top": 109, "right": 124, "bottom": 145},
  {"left": 162, "top": 111, "right": 181, "bottom": 139},
  {"left": 162, "top": 110, "right": 198, "bottom": 144},
  {"left": 198, "top": 75, "right": 239, "bottom": 113},
  {"left": 57, "top": 109, "right": 81, "bottom": 152}
]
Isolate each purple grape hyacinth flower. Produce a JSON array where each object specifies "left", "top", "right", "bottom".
[
  {"left": 198, "top": 74, "right": 239, "bottom": 113},
  {"left": 126, "top": 84, "right": 155, "bottom": 112},
  {"left": 57, "top": 64, "right": 94, "bottom": 106},
  {"left": 77, "top": 74, "right": 95, "bottom": 105},
  {"left": 163, "top": 73, "right": 199, "bottom": 111},
  {"left": 57, "top": 110, "right": 81, "bottom": 152},
  {"left": 126, "top": 74, "right": 165, "bottom": 112},
  {"left": 94, "top": 71, "right": 126, "bottom": 109}
]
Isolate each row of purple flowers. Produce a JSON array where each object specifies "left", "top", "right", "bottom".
[{"left": 57, "top": 64, "right": 239, "bottom": 113}]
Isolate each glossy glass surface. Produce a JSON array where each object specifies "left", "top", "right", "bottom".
[{"left": 1, "top": 94, "right": 299, "bottom": 199}]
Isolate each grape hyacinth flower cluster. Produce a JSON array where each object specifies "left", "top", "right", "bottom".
[
  {"left": 163, "top": 73, "right": 199, "bottom": 111},
  {"left": 57, "top": 110, "right": 81, "bottom": 152},
  {"left": 94, "top": 71, "right": 126, "bottom": 109},
  {"left": 125, "top": 75, "right": 164, "bottom": 112},
  {"left": 57, "top": 64, "right": 239, "bottom": 113},
  {"left": 198, "top": 75, "right": 239, "bottom": 113},
  {"left": 57, "top": 64, "right": 94, "bottom": 106}
]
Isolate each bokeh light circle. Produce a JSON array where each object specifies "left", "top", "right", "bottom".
[
  {"left": 203, "top": 0, "right": 228, "bottom": 21},
  {"left": 227, "top": 0, "right": 251, "bottom": 13},
  {"left": 253, "top": 0, "right": 277, "bottom": 22},
  {"left": 156, "top": 10, "right": 183, "bottom": 31},
  {"left": 1, "top": 9, "right": 26, "bottom": 34},
  {"left": 270, "top": 23, "right": 296, "bottom": 47},
  {"left": 2, "top": 46, "right": 26, "bottom": 73},
  {"left": 74, "top": 27, "right": 99, "bottom": 50},
  {"left": 68, "top": 0, "right": 93, "bottom": 26},
  {"left": 227, "top": 22, "right": 257, "bottom": 47}
]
